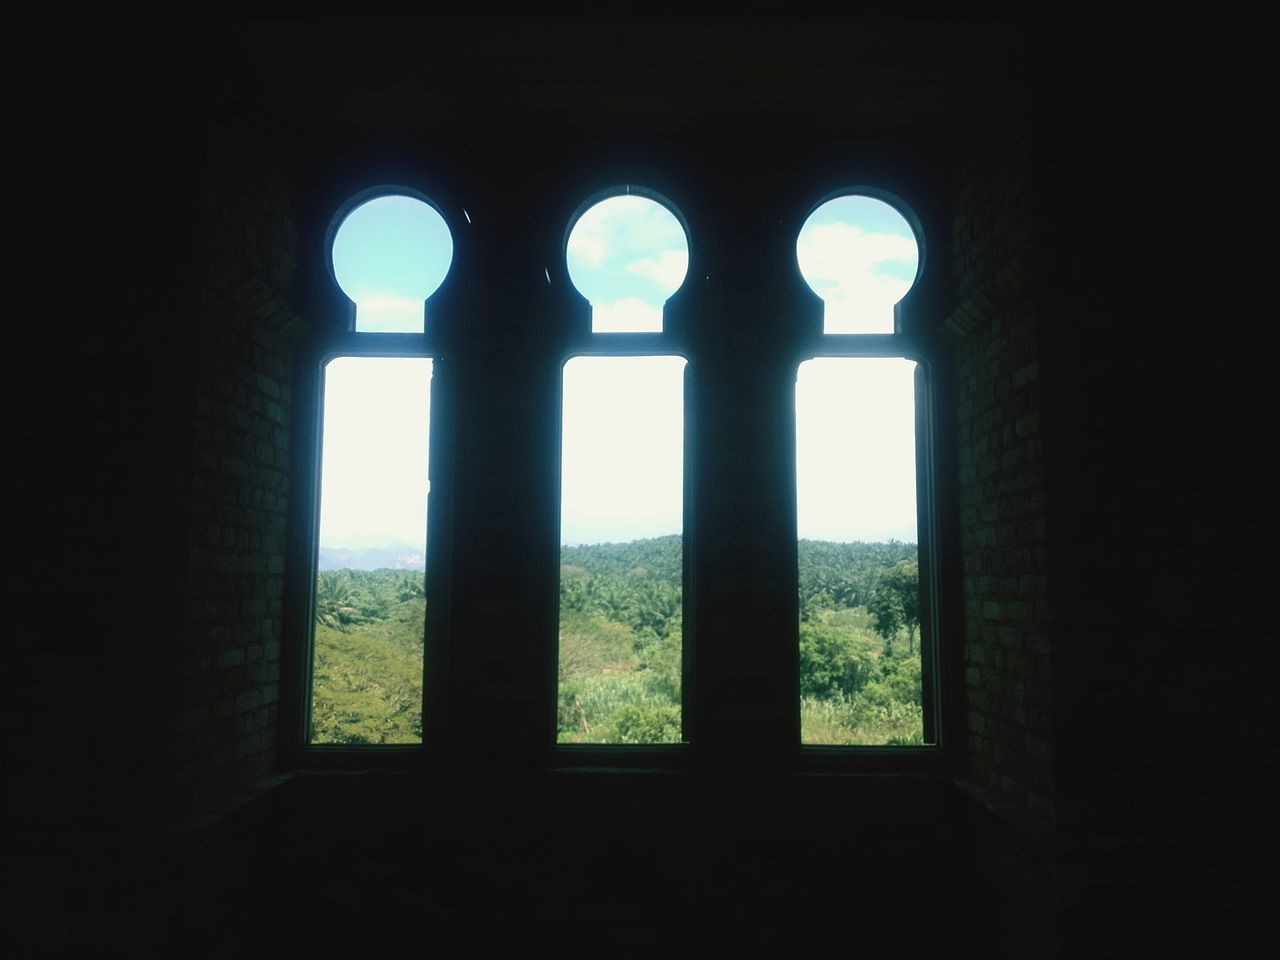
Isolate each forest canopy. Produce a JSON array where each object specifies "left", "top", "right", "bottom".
[{"left": 309, "top": 535, "right": 924, "bottom": 746}]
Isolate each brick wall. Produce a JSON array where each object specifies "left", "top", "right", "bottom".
[
  {"left": 6, "top": 39, "right": 300, "bottom": 949},
  {"left": 177, "top": 113, "right": 299, "bottom": 817},
  {"left": 945, "top": 65, "right": 1057, "bottom": 821},
  {"left": 1024, "top": 33, "right": 1268, "bottom": 949},
  {"left": 941, "top": 30, "right": 1270, "bottom": 950}
]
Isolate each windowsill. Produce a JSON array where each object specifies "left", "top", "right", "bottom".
[{"left": 291, "top": 740, "right": 954, "bottom": 775}]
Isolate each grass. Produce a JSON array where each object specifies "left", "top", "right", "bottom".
[{"left": 801, "top": 690, "right": 924, "bottom": 745}]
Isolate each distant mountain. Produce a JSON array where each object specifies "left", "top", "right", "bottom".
[{"left": 318, "top": 545, "right": 425, "bottom": 571}]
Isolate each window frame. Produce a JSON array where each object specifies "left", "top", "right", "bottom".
[
  {"left": 286, "top": 185, "right": 456, "bottom": 767},
  {"left": 551, "top": 185, "right": 697, "bottom": 763},
  {"left": 280, "top": 176, "right": 955, "bottom": 775},
  {"left": 792, "top": 347, "right": 942, "bottom": 758},
  {"left": 789, "top": 186, "right": 948, "bottom": 770}
]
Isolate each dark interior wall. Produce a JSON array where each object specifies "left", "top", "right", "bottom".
[
  {"left": 1032, "top": 31, "right": 1260, "bottom": 820},
  {"left": 1024, "top": 31, "right": 1269, "bottom": 949},
  {"left": 6, "top": 17, "right": 1266, "bottom": 955},
  {"left": 8, "top": 33, "right": 301, "bottom": 946},
  {"left": 943, "top": 28, "right": 1269, "bottom": 949},
  {"left": 13, "top": 78, "right": 201, "bottom": 830},
  {"left": 182, "top": 105, "right": 298, "bottom": 817},
  {"left": 936, "top": 43, "right": 1065, "bottom": 953},
  {"left": 944, "top": 48, "right": 1054, "bottom": 816}
]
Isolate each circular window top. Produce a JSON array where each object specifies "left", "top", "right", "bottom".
[
  {"left": 332, "top": 194, "right": 454, "bottom": 333},
  {"left": 796, "top": 194, "right": 920, "bottom": 334},
  {"left": 566, "top": 193, "right": 689, "bottom": 333}
]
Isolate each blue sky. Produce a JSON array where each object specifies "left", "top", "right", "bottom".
[
  {"left": 332, "top": 195, "right": 453, "bottom": 332},
  {"left": 795, "top": 195, "right": 919, "bottom": 334},
  {"left": 320, "top": 191, "right": 920, "bottom": 550},
  {"left": 565, "top": 195, "right": 688, "bottom": 333}
]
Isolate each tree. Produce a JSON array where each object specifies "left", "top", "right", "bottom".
[
  {"left": 868, "top": 560, "right": 920, "bottom": 654},
  {"left": 799, "top": 620, "right": 875, "bottom": 699},
  {"left": 628, "top": 580, "right": 681, "bottom": 642},
  {"left": 315, "top": 571, "right": 362, "bottom": 630}
]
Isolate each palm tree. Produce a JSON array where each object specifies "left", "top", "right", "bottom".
[{"left": 315, "top": 571, "right": 360, "bottom": 630}]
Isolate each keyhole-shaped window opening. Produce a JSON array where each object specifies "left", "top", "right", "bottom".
[
  {"left": 796, "top": 194, "right": 920, "bottom": 334},
  {"left": 565, "top": 193, "right": 689, "bottom": 333},
  {"left": 331, "top": 194, "right": 454, "bottom": 333}
]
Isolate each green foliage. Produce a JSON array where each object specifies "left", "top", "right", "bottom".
[
  {"left": 561, "top": 535, "right": 683, "bottom": 585},
  {"left": 799, "top": 652, "right": 922, "bottom": 744},
  {"left": 639, "top": 627, "right": 682, "bottom": 703},
  {"left": 310, "top": 574, "right": 425, "bottom": 744},
  {"left": 797, "top": 615, "right": 925, "bottom": 745},
  {"left": 607, "top": 703, "right": 682, "bottom": 743},
  {"left": 556, "top": 535, "right": 925, "bottom": 746},
  {"left": 796, "top": 540, "right": 924, "bottom": 744},
  {"left": 557, "top": 670, "right": 681, "bottom": 743},
  {"left": 867, "top": 560, "right": 921, "bottom": 654},
  {"left": 798, "top": 539, "right": 916, "bottom": 622},
  {"left": 315, "top": 568, "right": 425, "bottom": 631},
  {"left": 879, "top": 650, "right": 923, "bottom": 705},
  {"left": 559, "top": 536, "right": 683, "bottom": 646},
  {"left": 307, "top": 535, "right": 925, "bottom": 749},
  {"left": 801, "top": 692, "right": 924, "bottom": 745},
  {"left": 798, "top": 619, "right": 877, "bottom": 699},
  {"left": 558, "top": 610, "right": 637, "bottom": 683},
  {"left": 556, "top": 537, "right": 684, "bottom": 745}
]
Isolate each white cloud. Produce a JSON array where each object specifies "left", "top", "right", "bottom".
[
  {"left": 567, "top": 226, "right": 609, "bottom": 268},
  {"left": 566, "top": 194, "right": 689, "bottom": 302},
  {"left": 353, "top": 291, "right": 425, "bottom": 333},
  {"left": 624, "top": 248, "right": 689, "bottom": 292},
  {"left": 796, "top": 223, "right": 918, "bottom": 334},
  {"left": 567, "top": 196, "right": 649, "bottom": 269},
  {"left": 591, "top": 297, "right": 664, "bottom": 333},
  {"left": 797, "top": 223, "right": 917, "bottom": 290}
]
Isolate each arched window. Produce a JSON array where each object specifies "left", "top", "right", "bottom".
[
  {"left": 306, "top": 191, "right": 453, "bottom": 745},
  {"left": 557, "top": 189, "right": 691, "bottom": 745},
  {"left": 285, "top": 176, "right": 947, "bottom": 765},
  {"left": 794, "top": 191, "right": 937, "bottom": 747}
]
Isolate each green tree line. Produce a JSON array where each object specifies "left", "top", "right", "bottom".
[
  {"left": 310, "top": 535, "right": 925, "bottom": 746},
  {"left": 310, "top": 569, "right": 426, "bottom": 744}
]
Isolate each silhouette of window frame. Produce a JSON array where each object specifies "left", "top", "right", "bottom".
[
  {"left": 290, "top": 185, "right": 456, "bottom": 760},
  {"left": 792, "top": 186, "right": 942, "bottom": 757},
  {"left": 553, "top": 185, "right": 696, "bottom": 759},
  {"left": 282, "top": 177, "right": 950, "bottom": 772}
]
